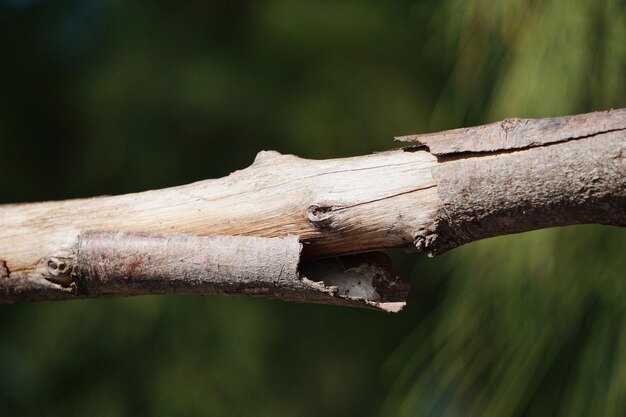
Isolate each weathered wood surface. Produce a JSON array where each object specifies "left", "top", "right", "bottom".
[
  {"left": 424, "top": 131, "right": 626, "bottom": 254},
  {"left": 0, "top": 150, "right": 440, "bottom": 274},
  {"left": 398, "top": 109, "right": 626, "bottom": 254},
  {"left": 1, "top": 108, "right": 624, "bottom": 308},
  {"left": 395, "top": 108, "right": 626, "bottom": 155},
  {"left": 0, "top": 232, "right": 407, "bottom": 312}
]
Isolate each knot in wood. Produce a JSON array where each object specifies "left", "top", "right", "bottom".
[
  {"left": 44, "top": 256, "right": 74, "bottom": 285},
  {"left": 307, "top": 204, "right": 334, "bottom": 229}
]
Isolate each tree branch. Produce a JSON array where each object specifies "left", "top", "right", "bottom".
[
  {"left": 0, "top": 232, "right": 406, "bottom": 312},
  {"left": 1, "top": 108, "right": 624, "bottom": 308}
]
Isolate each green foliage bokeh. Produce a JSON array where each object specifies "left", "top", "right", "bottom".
[{"left": 0, "top": 1, "right": 624, "bottom": 416}]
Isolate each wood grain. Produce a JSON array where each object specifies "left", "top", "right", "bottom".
[{"left": 1, "top": 108, "right": 624, "bottom": 307}]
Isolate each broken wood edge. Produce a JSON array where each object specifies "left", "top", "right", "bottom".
[
  {"left": 1, "top": 108, "right": 623, "bottom": 307},
  {"left": 399, "top": 109, "right": 626, "bottom": 256},
  {"left": 0, "top": 232, "right": 409, "bottom": 312},
  {"left": 394, "top": 108, "right": 626, "bottom": 155},
  {"left": 0, "top": 148, "right": 439, "bottom": 272}
]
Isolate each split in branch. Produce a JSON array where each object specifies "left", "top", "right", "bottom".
[{"left": 1, "top": 108, "right": 624, "bottom": 310}]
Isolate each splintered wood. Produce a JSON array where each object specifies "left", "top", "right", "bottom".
[
  {"left": 1, "top": 108, "right": 624, "bottom": 309},
  {"left": 1, "top": 232, "right": 408, "bottom": 312}
]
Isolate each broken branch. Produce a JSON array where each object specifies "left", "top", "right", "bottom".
[{"left": 1, "top": 108, "right": 624, "bottom": 309}]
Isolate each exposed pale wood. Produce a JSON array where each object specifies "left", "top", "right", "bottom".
[
  {"left": 0, "top": 149, "right": 440, "bottom": 276},
  {"left": 0, "top": 108, "right": 624, "bottom": 308}
]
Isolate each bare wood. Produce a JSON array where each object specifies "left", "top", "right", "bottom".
[
  {"left": 0, "top": 149, "right": 440, "bottom": 275},
  {"left": 1, "top": 108, "right": 624, "bottom": 307}
]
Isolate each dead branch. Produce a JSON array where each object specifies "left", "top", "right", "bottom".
[{"left": 1, "top": 108, "right": 624, "bottom": 310}]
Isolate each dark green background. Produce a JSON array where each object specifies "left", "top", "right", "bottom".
[{"left": 1, "top": 1, "right": 625, "bottom": 416}]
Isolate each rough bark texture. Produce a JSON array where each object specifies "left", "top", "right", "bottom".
[
  {"left": 1, "top": 232, "right": 408, "bottom": 312},
  {"left": 398, "top": 109, "right": 626, "bottom": 255},
  {"left": 428, "top": 133, "right": 625, "bottom": 253},
  {"left": 1, "top": 108, "right": 624, "bottom": 308},
  {"left": 395, "top": 108, "right": 626, "bottom": 154}
]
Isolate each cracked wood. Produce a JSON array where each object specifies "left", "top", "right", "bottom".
[
  {"left": 0, "top": 149, "right": 440, "bottom": 276},
  {"left": 395, "top": 108, "right": 626, "bottom": 155},
  {"left": 0, "top": 108, "right": 624, "bottom": 307},
  {"left": 0, "top": 232, "right": 409, "bottom": 311}
]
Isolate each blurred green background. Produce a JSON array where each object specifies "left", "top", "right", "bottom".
[{"left": 1, "top": 0, "right": 625, "bottom": 416}]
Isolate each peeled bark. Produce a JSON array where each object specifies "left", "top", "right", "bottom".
[
  {"left": 1, "top": 108, "right": 624, "bottom": 309},
  {"left": 0, "top": 232, "right": 405, "bottom": 312}
]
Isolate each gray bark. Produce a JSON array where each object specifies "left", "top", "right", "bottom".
[
  {"left": 1, "top": 108, "right": 624, "bottom": 309},
  {"left": 1, "top": 232, "right": 407, "bottom": 312},
  {"left": 397, "top": 109, "right": 626, "bottom": 255}
]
